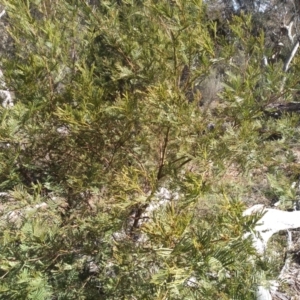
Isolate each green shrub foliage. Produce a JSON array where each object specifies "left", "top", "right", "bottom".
[{"left": 0, "top": 0, "right": 298, "bottom": 299}]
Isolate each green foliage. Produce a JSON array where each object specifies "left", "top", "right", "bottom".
[{"left": 0, "top": 0, "right": 299, "bottom": 299}]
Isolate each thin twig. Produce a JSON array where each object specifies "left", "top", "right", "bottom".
[{"left": 157, "top": 127, "right": 170, "bottom": 180}]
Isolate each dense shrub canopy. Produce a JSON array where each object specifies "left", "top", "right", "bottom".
[{"left": 1, "top": 0, "right": 300, "bottom": 299}]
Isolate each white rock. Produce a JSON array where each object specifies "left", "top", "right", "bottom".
[
  {"left": 185, "top": 276, "right": 198, "bottom": 287},
  {"left": 0, "top": 69, "right": 13, "bottom": 107},
  {"left": 0, "top": 89, "right": 13, "bottom": 107},
  {"left": 256, "top": 286, "right": 272, "bottom": 300}
]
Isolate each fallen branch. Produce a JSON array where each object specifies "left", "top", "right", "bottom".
[{"left": 264, "top": 102, "right": 300, "bottom": 117}]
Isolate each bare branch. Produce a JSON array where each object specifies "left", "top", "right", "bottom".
[
  {"left": 283, "top": 39, "right": 300, "bottom": 72},
  {"left": 281, "top": 17, "right": 296, "bottom": 44},
  {"left": 0, "top": 10, "right": 5, "bottom": 19}
]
